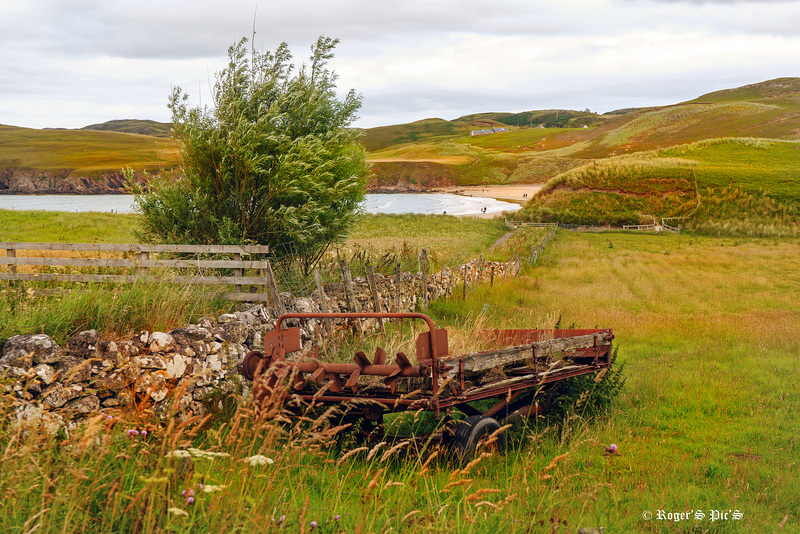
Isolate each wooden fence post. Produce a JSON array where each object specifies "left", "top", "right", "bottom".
[
  {"left": 7, "top": 247, "right": 16, "bottom": 275},
  {"left": 314, "top": 269, "right": 331, "bottom": 334},
  {"left": 135, "top": 249, "right": 150, "bottom": 277},
  {"left": 365, "top": 264, "right": 385, "bottom": 334},
  {"left": 420, "top": 248, "right": 429, "bottom": 310},
  {"left": 339, "top": 260, "right": 361, "bottom": 333},
  {"left": 462, "top": 265, "right": 468, "bottom": 300},
  {"left": 394, "top": 262, "right": 402, "bottom": 313},
  {"left": 233, "top": 252, "right": 242, "bottom": 295},
  {"left": 6, "top": 246, "right": 17, "bottom": 288},
  {"left": 339, "top": 260, "right": 359, "bottom": 313},
  {"left": 265, "top": 259, "right": 285, "bottom": 317}
]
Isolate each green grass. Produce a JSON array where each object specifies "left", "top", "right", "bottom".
[
  {"left": 521, "top": 137, "right": 800, "bottom": 232},
  {"left": 0, "top": 209, "right": 140, "bottom": 243},
  {"left": 0, "top": 281, "right": 233, "bottom": 346},
  {"left": 341, "top": 213, "right": 508, "bottom": 269},
  {"left": 663, "top": 138, "right": 800, "bottom": 207},
  {"left": 2, "top": 226, "right": 799, "bottom": 532}
]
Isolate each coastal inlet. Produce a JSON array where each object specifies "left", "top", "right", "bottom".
[{"left": 0, "top": 193, "right": 521, "bottom": 216}]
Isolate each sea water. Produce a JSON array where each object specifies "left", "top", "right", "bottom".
[{"left": 0, "top": 193, "right": 520, "bottom": 216}]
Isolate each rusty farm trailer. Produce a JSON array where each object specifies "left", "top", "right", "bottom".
[{"left": 242, "top": 312, "right": 614, "bottom": 460}]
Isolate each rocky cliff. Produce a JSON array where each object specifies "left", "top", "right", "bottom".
[{"left": 0, "top": 168, "right": 149, "bottom": 194}]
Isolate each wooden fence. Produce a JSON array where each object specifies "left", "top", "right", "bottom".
[
  {"left": 505, "top": 220, "right": 559, "bottom": 230},
  {"left": 623, "top": 218, "right": 682, "bottom": 234},
  {"left": 0, "top": 242, "right": 275, "bottom": 302}
]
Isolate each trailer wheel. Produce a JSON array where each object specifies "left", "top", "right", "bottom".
[
  {"left": 451, "top": 415, "right": 506, "bottom": 465},
  {"left": 242, "top": 351, "right": 263, "bottom": 381}
]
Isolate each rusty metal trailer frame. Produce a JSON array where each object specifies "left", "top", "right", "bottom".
[{"left": 242, "top": 312, "right": 614, "bottom": 433}]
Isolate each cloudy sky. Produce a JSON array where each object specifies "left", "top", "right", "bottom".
[{"left": 2, "top": 0, "right": 799, "bottom": 130}]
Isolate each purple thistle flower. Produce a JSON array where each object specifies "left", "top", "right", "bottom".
[
  {"left": 310, "top": 521, "right": 317, "bottom": 529},
  {"left": 335, "top": 514, "right": 341, "bottom": 521},
  {"left": 140, "top": 430, "right": 148, "bottom": 437},
  {"left": 186, "top": 496, "right": 194, "bottom": 504}
]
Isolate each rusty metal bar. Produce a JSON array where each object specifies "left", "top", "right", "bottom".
[
  {"left": 275, "top": 312, "right": 440, "bottom": 367},
  {"left": 293, "top": 394, "right": 429, "bottom": 409}
]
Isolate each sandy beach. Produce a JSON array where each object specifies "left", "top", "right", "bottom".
[
  {"left": 440, "top": 184, "right": 545, "bottom": 203},
  {"left": 435, "top": 184, "right": 544, "bottom": 217}
]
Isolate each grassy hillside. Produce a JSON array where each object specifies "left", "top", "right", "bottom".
[
  {"left": 2, "top": 78, "right": 799, "bottom": 234},
  {"left": 364, "top": 78, "right": 800, "bottom": 199},
  {"left": 360, "top": 110, "right": 602, "bottom": 152},
  {"left": 0, "top": 124, "right": 180, "bottom": 176},
  {"left": 518, "top": 137, "right": 800, "bottom": 235},
  {"left": 82, "top": 119, "right": 172, "bottom": 138}
]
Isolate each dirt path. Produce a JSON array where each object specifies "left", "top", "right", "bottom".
[{"left": 488, "top": 231, "right": 515, "bottom": 251}]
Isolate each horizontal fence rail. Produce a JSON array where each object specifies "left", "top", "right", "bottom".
[
  {"left": 0, "top": 242, "right": 271, "bottom": 254},
  {"left": 1, "top": 242, "right": 272, "bottom": 302},
  {"left": 623, "top": 217, "right": 682, "bottom": 234},
  {"left": 505, "top": 220, "right": 559, "bottom": 230}
]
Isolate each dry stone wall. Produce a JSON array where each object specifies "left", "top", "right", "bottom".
[
  {"left": 1, "top": 256, "right": 521, "bottom": 433},
  {"left": 319, "top": 257, "right": 520, "bottom": 313}
]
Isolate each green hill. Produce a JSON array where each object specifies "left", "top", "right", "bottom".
[
  {"left": 0, "top": 123, "right": 180, "bottom": 194},
  {"left": 2, "top": 78, "right": 799, "bottom": 235},
  {"left": 518, "top": 137, "right": 799, "bottom": 226},
  {"left": 360, "top": 78, "right": 800, "bottom": 235},
  {"left": 510, "top": 79, "right": 800, "bottom": 235},
  {"left": 82, "top": 119, "right": 173, "bottom": 138},
  {"left": 363, "top": 78, "right": 800, "bottom": 190},
  {"left": 0, "top": 124, "right": 179, "bottom": 175}
]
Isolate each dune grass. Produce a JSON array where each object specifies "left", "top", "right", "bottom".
[{"left": 522, "top": 137, "right": 800, "bottom": 232}]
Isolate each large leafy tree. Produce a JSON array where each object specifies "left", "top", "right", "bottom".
[{"left": 134, "top": 36, "right": 368, "bottom": 272}]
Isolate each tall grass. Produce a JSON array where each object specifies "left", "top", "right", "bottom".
[
  {"left": 0, "top": 333, "right": 627, "bottom": 533},
  {"left": 3, "top": 217, "right": 800, "bottom": 531},
  {"left": 0, "top": 281, "right": 232, "bottom": 349},
  {"left": 687, "top": 185, "right": 800, "bottom": 237}
]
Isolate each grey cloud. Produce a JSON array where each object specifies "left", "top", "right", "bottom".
[{"left": 642, "top": 0, "right": 793, "bottom": 3}]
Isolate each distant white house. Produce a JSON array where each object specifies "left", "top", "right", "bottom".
[{"left": 470, "top": 127, "right": 509, "bottom": 137}]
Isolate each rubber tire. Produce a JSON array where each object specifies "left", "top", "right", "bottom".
[{"left": 451, "top": 415, "right": 507, "bottom": 466}]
